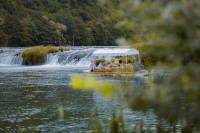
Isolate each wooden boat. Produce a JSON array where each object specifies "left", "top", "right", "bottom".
[
  {"left": 83, "top": 69, "right": 146, "bottom": 75},
  {"left": 83, "top": 48, "right": 146, "bottom": 76}
]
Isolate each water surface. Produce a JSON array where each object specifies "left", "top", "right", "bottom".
[{"left": 0, "top": 65, "right": 156, "bottom": 132}]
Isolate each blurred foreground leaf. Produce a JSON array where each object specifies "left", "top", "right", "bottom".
[{"left": 71, "top": 76, "right": 122, "bottom": 98}]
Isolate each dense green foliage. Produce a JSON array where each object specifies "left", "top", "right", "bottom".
[
  {"left": 0, "top": 0, "right": 122, "bottom": 47},
  {"left": 46, "top": 46, "right": 59, "bottom": 53},
  {"left": 22, "top": 46, "right": 47, "bottom": 65},
  {"left": 95, "top": 59, "right": 106, "bottom": 66},
  {"left": 103, "top": 0, "right": 200, "bottom": 132},
  {"left": 59, "top": 46, "right": 64, "bottom": 52},
  {"left": 71, "top": 0, "right": 200, "bottom": 132},
  {"left": 22, "top": 45, "right": 58, "bottom": 65},
  {"left": 122, "top": 56, "right": 134, "bottom": 64}
]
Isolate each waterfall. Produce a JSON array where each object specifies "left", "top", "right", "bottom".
[
  {"left": 0, "top": 48, "right": 23, "bottom": 66},
  {"left": 0, "top": 47, "right": 122, "bottom": 67},
  {"left": 0, "top": 47, "right": 95, "bottom": 67},
  {"left": 46, "top": 48, "right": 95, "bottom": 67}
]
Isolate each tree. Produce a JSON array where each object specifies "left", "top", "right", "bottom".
[
  {"left": 101, "top": 0, "right": 200, "bottom": 131},
  {"left": 0, "top": 0, "right": 121, "bottom": 46},
  {"left": 2, "top": 15, "right": 24, "bottom": 46},
  {"left": 71, "top": 0, "right": 200, "bottom": 132},
  {"left": 92, "top": 23, "right": 107, "bottom": 45}
]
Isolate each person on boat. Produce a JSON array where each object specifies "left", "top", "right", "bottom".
[
  {"left": 109, "top": 64, "right": 112, "bottom": 70},
  {"left": 133, "top": 61, "right": 143, "bottom": 72},
  {"left": 90, "top": 60, "right": 96, "bottom": 72},
  {"left": 98, "top": 62, "right": 105, "bottom": 69},
  {"left": 118, "top": 60, "right": 124, "bottom": 68}
]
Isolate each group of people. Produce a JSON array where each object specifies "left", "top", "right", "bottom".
[
  {"left": 90, "top": 60, "right": 108, "bottom": 72},
  {"left": 90, "top": 59, "right": 143, "bottom": 72}
]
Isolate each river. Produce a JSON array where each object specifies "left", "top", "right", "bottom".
[{"left": 0, "top": 47, "right": 156, "bottom": 132}]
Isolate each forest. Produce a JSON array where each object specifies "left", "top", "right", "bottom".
[{"left": 0, "top": 0, "right": 123, "bottom": 47}]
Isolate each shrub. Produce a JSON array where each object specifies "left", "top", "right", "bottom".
[
  {"left": 22, "top": 46, "right": 47, "bottom": 65},
  {"left": 105, "top": 61, "right": 111, "bottom": 66},
  {"left": 95, "top": 59, "right": 106, "bottom": 66},
  {"left": 22, "top": 45, "right": 59, "bottom": 65},
  {"left": 111, "top": 59, "right": 115, "bottom": 63},
  {"left": 128, "top": 58, "right": 134, "bottom": 63},
  {"left": 46, "top": 46, "right": 59, "bottom": 53},
  {"left": 59, "top": 46, "right": 64, "bottom": 52},
  {"left": 122, "top": 56, "right": 134, "bottom": 64}
]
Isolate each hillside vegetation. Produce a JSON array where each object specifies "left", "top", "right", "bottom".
[{"left": 0, "top": 0, "right": 122, "bottom": 47}]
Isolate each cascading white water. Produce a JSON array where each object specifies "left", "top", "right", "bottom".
[
  {"left": 0, "top": 47, "right": 122, "bottom": 67},
  {"left": 46, "top": 53, "right": 59, "bottom": 65},
  {"left": 46, "top": 48, "right": 95, "bottom": 67},
  {"left": 0, "top": 48, "right": 23, "bottom": 66},
  {"left": 0, "top": 47, "right": 96, "bottom": 67}
]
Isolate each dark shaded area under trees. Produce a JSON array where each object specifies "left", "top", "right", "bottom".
[{"left": 0, "top": 0, "right": 123, "bottom": 47}]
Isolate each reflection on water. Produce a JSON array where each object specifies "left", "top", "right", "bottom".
[{"left": 0, "top": 66, "right": 156, "bottom": 132}]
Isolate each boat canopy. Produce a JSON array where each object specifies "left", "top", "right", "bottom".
[{"left": 92, "top": 48, "right": 139, "bottom": 57}]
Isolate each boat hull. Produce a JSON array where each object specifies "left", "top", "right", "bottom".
[{"left": 83, "top": 70, "right": 146, "bottom": 76}]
